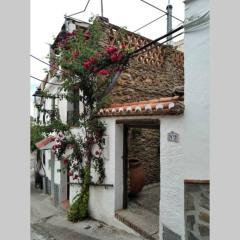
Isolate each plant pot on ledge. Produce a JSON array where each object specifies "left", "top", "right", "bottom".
[{"left": 128, "top": 159, "right": 145, "bottom": 197}]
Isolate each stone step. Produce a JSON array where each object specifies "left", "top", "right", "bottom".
[{"left": 115, "top": 202, "right": 159, "bottom": 240}]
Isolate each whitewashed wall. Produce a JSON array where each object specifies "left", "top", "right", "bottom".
[
  {"left": 183, "top": 0, "right": 209, "bottom": 181},
  {"left": 159, "top": 0, "right": 210, "bottom": 239},
  {"left": 44, "top": 150, "right": 52, "bottom": 179},
  {"left": 159, "top": 116, "right": 185, "bottom": 239},
  {"left": 54, "top": 158, "right": 61, "bottom": 185},
  {"left": 84, "top": 118, "right": 116, "bottom": 224}
]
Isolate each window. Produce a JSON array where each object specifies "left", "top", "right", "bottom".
[{"left": 67, "top": 87, "right": 80, "bottom": 126}]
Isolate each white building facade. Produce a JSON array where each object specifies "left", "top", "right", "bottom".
[
  {"left": 33, "top": 2, "right": 210, "bottom": 238},
  {"left": 159, "top": 0, "right": 210, "bottom": 239}
]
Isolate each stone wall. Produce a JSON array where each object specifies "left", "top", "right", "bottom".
[
  {"left": 100, "top": 20, "right": 184, "bottom": 104},
  {"left": 185, "top": 183, "right": 210, "bottom": 240},
  {"left": 127, "top": 128, "right": 160, "bottom": 187},
  {"left": 108, "top": 54, "right": 184, "bottom": 104}
]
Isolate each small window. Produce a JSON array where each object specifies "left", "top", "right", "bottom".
[{"left": 67, "top": 87, "right": 80, "bottom": 126}]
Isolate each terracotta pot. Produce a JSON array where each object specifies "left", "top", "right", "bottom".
[{"left": 129, "top": 159, "right": 145, "bottom": 196}]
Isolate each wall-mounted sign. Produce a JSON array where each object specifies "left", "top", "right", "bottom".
[{"left": 168, "top": 131, "right": 179, "bottom": 143}]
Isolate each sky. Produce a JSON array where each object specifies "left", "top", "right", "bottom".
[{"left": 30, "top": 0, "right": 184, "bottom": 115}]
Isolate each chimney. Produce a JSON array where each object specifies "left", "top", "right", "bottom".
[
  {"left": 95, "top": 15, "right": 109, "bottom": 23},
  {"left": 166, "top": 3, "right": 173, "bottom": 44}
]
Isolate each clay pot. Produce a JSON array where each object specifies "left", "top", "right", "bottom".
[{"left": 129, "top": 159, "right": 145, "bottom": 196}]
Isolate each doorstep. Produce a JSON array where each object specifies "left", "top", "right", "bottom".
[{"left": 115, "top": 201, "right": 159, "bottom": 240}]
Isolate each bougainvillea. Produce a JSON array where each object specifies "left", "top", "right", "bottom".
[{"left": 33, "top": 16, "right": 133, "bottom": 222}]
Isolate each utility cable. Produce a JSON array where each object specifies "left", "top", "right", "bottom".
[
  {"left": 130, "top": 31, "right": 184, "bottom": 59},
  {"left": 30, "top": 54, "right": 81, "bottom": 81},
  {"left": 66, "top": 0, "right": 91, "bottom": 18},
  {"left": 129, "top": 25, "right": 183, "bottom": 58},
  {"left": 30, "top": 75, "right": 62, "bottom": 86},
  {"left": 139, "top": 0, "right": 183, "bottom": 23},
  {"left": 134, "top": 13, "right": 166, "bottom": 33}
]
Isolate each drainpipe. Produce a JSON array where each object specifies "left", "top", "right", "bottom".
[{"left": 166, "top": 2, "right": 173, "bottom": 44}]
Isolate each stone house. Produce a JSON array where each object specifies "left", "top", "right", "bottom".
[{"left": 33, "top": 1, "right": 209, "bottom": 237}]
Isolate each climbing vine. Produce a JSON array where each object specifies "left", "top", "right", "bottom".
[{"left": 34, "top": 16, "right": 133, "bottom": 221}]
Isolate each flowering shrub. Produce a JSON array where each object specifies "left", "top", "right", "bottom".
[{"left": 39, "top": 16, "right": 133, "bottom": 222}]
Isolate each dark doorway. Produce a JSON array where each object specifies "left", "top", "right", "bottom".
[
  {"left": 120, "top": 119, "right": 160, "bottom": 209},
  {"left": 116, "top": 119, "right": 160, "bottom": 239}
]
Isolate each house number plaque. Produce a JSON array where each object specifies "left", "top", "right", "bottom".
[{"left": 168, "top": 131, "right": 179, "bottom": 143}]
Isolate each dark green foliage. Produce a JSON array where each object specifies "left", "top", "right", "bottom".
[{"left": 31, "top": 124, "right": 45, "bottom": 152}]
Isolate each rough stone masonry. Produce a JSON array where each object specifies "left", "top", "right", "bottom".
[{"left": 185, "top": 183, "right": 210, "bottom": 240}]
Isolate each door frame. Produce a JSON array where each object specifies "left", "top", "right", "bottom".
[{"left": 119, "top": 119, "right": 160, "bottom": 209}]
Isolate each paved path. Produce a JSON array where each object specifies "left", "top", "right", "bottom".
[{"left": 31, "top": 171, "right": 144, "bottom": 240}]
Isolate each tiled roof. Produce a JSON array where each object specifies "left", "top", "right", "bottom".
[
  {"left": 98, "top": 96, "right": 184, "bottom": 117},
  {"left": 35, "top": 136, "right": 55, "bottom": 149}
]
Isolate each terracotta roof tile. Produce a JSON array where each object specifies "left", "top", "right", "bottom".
[
  {"left": 35, "top": 136, "right": 55, "bottom": 149},
  {"left": 98, "top": 96, "right": 184, "bottom": 117}
]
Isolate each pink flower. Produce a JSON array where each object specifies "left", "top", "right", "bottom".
[
  {"left": 98, "top": 69, "right": 110, "bottom": 75},
  {"left": 63, "top": 159, "right": 68, "bottom": 165},
  {"left": 120, "top": 44, "right": 126, "bottom": 49},
  {"left": 84, "top": 31, "right": 90, "bottom": 40},
  {"left": 106, "top": 46, "right": 118, "bottom": 54},
  {"left": 68, "top": 171, "right": 73, "bottom": 177},
  {"left": 93, "top": 67, "right": 99, "bottom": 73},
  {"left": 72, "top": 51, "right": 80, "bottom": 59},
  {"left": 83, "top": 61, "right": 92, "bottom": 70},
  {"left": 89, "top": 57, "right": 96, "bottom": 64},
  {"left": 110, "top": 53, "right": 123, "bottom": 62},
  {"left": 95, "top": 150, "right": 100, "bottom": 155}
]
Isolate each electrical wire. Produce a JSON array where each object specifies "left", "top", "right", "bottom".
[
  {"left": 30, "top": 54, "right": 63, "bottom": 74},
  {"left": 130, "top": 31, "right": 184, "bottom": 59},
  {"left": 66, "top": 0, "right": 91, "bottom": 18},
  {"left": 139, "top": 0, "right": 183, "bottom": 23},
  {"left": 129, "top": 25, "right": 183, "bottom": 57},
  {"left": 30, "top": 54, "right": 81, "bottom": 81},
  {"left": 134, "top": 13, "right": 166, "bottom": 33},
  {"left": 30, "top": 75, "right": 62, "bottom": 86}
]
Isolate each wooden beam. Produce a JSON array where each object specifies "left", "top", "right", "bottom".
[
  {"left": 184, "top": 180, "right": 210, "bottom": 184},
  {"left": 116, "top": 119, "right": 160, "bottom": 126},
  {"left": 127, "top": 124, "right": 159, "bottom": 129}
]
